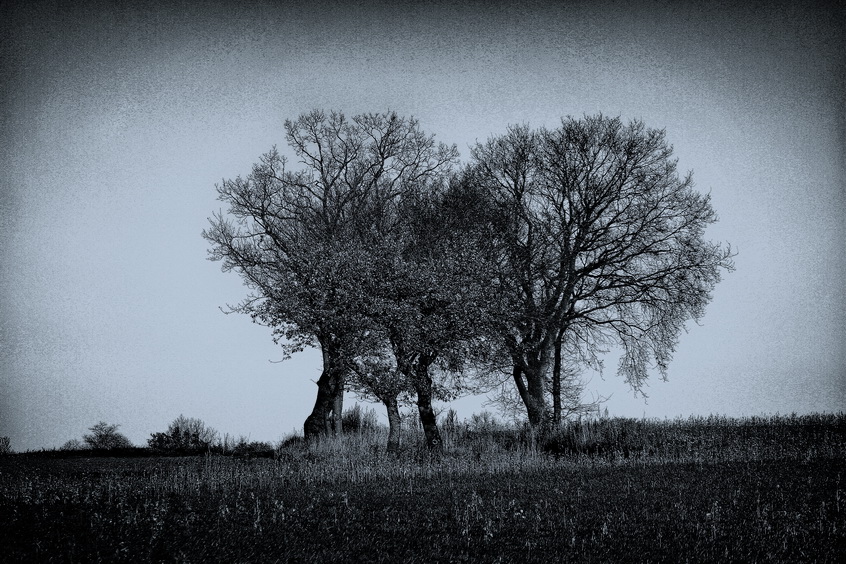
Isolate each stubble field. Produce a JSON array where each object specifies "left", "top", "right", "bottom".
[{"left": 1, "top": 414, "right": 844, "bottom": 562}]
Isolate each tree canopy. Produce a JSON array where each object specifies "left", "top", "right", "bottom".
[
  {"left": 467, "top": 115, "right": 734, "bottom": 428},
  {"left": 205, "top": 110, "right": 734, "bottom": 446},
  {"left": 204, "top": 110, "right": 459, "bottom": 441}
]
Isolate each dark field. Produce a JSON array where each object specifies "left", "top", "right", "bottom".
[{"left": 2, "top": 414, "right": 844, "bottom": 562}]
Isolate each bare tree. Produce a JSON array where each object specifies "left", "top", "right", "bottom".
[
  {"left": 204, "top": 110, "right": 457, "bottom": 442},
  {"left": 468, "top": 115, "right": 735, "bottom": 432},
  {"left": 83, "top": 422, "right": 133, "bottom": 450},
  {"left": 148, "top": 415, "right": 219, "bottom": 453}
]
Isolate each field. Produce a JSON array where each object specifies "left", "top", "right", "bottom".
[{"left": 1, "top": 414, "right": 844, "bottom": 562}]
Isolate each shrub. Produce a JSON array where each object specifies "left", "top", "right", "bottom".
[
  {"left": 218, "top": 433, "right": 237, "bottom": 455},
  {"left": 0, "top": 436, "right": 10, "bottom": 455},
  {"left": 442, "top": 409, "right": 459, "bottom": 435},
  {"left": 342, "top": 404, "right": 380, "bottom": 434},
  {"left": 278, "top": 433, "right": 306, "bottom": 450},
  {"left": 60, "top": 439, "right": 86, "bottom": 451},
  {"left": 468, "top": 411, "right": 502, "bottom": 433},
  {"left": 83, "top": 422, "right": 133, "bottom": 450},
  {"left": 148, "top": 415, "right": 218, "bottom": 454},
  {"left": 232, "top": 437, "right": 275, "bottom": 458}
]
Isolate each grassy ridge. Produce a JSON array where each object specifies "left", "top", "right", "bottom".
[
  {"left": 1, "top": 413, "right": 844, "bottom": 562},
  {"left": 537, "top": 413, "right": 846, "bottom": 461}
]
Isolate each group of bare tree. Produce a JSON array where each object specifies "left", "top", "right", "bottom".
[{"left": 203, "top": 110, "right": 734, "bottom": 451}]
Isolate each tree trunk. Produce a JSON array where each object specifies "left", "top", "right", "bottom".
[
  {"left": 331, "top": 375, "right": 344, "bottom": 436},
  {"left": 303, "top": 367, "right": 338, "bottom": 441},
  {"left": 512, "top": 363, "right": 530, "bottom": 406},
  {"left": 553, "top": 331, "right": 563, "bottom": 426},
  {"left": 323, "top": 406, "right": 333, "bottom": 435},
  {"left": 524, "top": 371, "right": 548, "bottom": 429},
  {"left": 510, "top": 359, "right": 549, "bottom": 430},
  {"left": 520, "top": 348, "right": 551, "bottom": 437},
  {"left": 384, "top": 395, "right": 402, "bottom": 454},
  {"left": 413, "top": 363, "right": 443, "bottom": 451},
  {"left": 303, "top": 344, "right": 344, "bottom": 442}
]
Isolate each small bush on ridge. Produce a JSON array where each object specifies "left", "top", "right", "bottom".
[
  {"left": 148, "top": 415, "right": 218, "bottom": 454},
  {"left": 60, "top": 439, "right": 86, "bottom": 451},
  {"left": 83, "top": 422, "right": 133, "bottom": 450},
  {"left": 232, "top": 437, "right": 275, "bottom": 458}
]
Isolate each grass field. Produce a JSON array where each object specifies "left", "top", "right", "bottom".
[{"left": 1, "top": 414, "right": 844, "bottom": 562}]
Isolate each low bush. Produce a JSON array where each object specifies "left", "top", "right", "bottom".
[
  {"left": 277, "top": 433, "right": 306, "bottom": 450},
  {"left": 148, "top": 415, "right": 218, "bottom": 455},
  {"left": 232, "top": 438, "right": 275, "bottom": 459},
  {"left": 82, "top": 422, "right": 133, "bottom": 450},
  {"left": 59, "top": 439, "right": 85, "bottom": 451},
  {"left": 341, "top": 404, "right": 380, "bottom": 435}
]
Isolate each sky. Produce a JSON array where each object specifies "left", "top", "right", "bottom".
[{"left": 1, "top": 0, "right": 843, "bottom": 452}]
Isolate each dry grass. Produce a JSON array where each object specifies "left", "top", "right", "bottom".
[{"left": 1, "top": 412, "right": 843, "bottom": 562}]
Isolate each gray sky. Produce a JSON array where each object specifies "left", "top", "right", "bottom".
[{"left": 2, "top": 0, "right": 843, "bottom": 451}]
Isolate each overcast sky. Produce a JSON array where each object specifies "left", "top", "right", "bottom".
[{"left": 1, "top": 0, "right": 843, "bottom": 451}]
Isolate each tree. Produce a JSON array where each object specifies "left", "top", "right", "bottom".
[
  {"left": 204, "top": 110, "right": 458, "bottom": 442},
  {"left": 148, "top": 415, "right": 219, "bottom": 453},
  {"left": 345, "top": 177, "right": 503, "bottom": 451},
  {"left": 468, "top": 115, "right": 734, "bottom": 432},
  {"left": 401, "top": 185, "right": 500, "bottom": 450},
  {"left": 325, "top": 176, "right": 496, "bottom": 451},
  {"left": 83, "top": 421, "right": 133, "bottom": 450}
]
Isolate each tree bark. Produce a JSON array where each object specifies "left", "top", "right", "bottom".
[
  {"left": 413, "top": 363, "right": 443, "bottom": 451},
  {"left": 524, "top": 369, "right": 548, "bottom": 429},
  {"left": 384, "top": 395, "right": 402, "bottom": 454},
  {"left": 510, "top": 356, "right": 549, "bottom": 431},
  {"left": 553, "top": 331, "right": 563, "bottom": 426},
  {"left": 303, "top": 344, "right": 344, "bottom": 442},
  {"left": 323, "top": 405, "right": 333, "bottom": 435},
  {"left": 304, "top": 369, "right": 337, "bottom": 441},
  {"left": 512, "top": 363, "right": 529, "bottom": 408},
  {"left": 521, "top": 347, "right": 551, "bottom": 436},
  {"left": 331, "top": 376, "right": 344, "bottom": 435}
]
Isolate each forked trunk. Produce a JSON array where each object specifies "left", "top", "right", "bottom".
[
  {"left": 512, "top": 366, "right": 548, "bottom": 429},
  {"left": 512, "top": 350, "right": 551, "bottom": 439}
]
